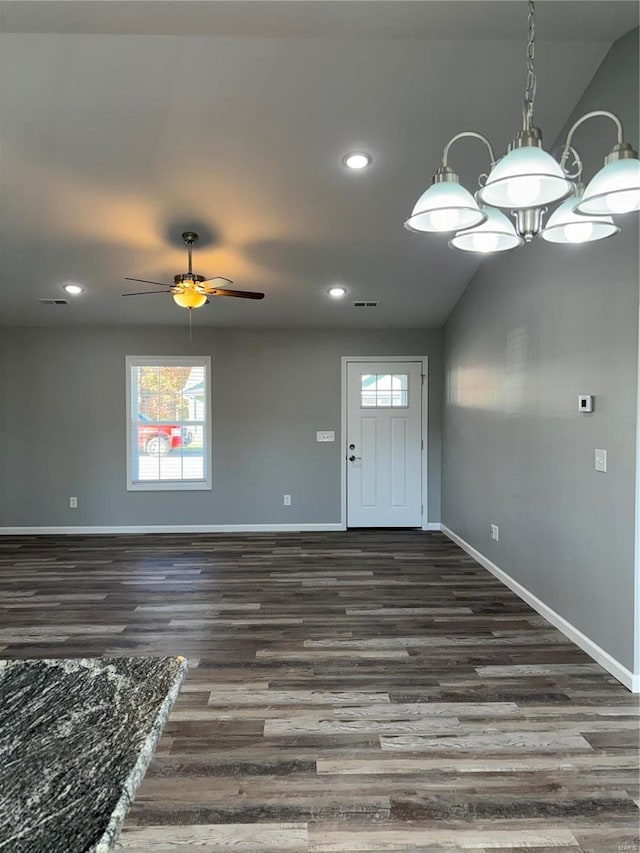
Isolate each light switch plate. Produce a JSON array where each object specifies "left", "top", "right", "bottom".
[
  {"left": 595, "top": 449, "right": 607, "bottom": 473},
  {"left": 578, "top": 395, "right": 594, "bottom": 413},
  {"left": 316, "top": 431, "right": 335, "bottom": 442}
]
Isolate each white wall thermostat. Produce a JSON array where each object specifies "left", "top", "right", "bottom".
[{"left": 578, "top": 395, "right": 594, "bottom": 413}]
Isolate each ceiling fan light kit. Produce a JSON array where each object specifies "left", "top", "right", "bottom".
[
  {"left": 172, "top": 288, "right": 208, "bottom": 310},
  {"left": 405, "top": 0, "right": 639, "bottom": 252}
]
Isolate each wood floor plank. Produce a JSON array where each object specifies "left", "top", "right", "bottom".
[
  {"left": 380, "top": 731, "right": 593, "bottom": 753},
  {"left": 117, "top": 822, "right": 309, "bottom": 850},
  {"left": 205, "top": 690, "right": 392, "bottom": 705},
  {"left": 256, "top": 650, "right": 411, "bottom": 661},
  {"left": 306, "top": 827, "right": 580, "bottom": 850},
  {"left": 316, "top": 753, "right": 640, "bottom": 774}
]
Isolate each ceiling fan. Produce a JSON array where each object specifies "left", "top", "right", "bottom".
[{"left": 123, "top": 231, "right": 264, "bottom": 310}]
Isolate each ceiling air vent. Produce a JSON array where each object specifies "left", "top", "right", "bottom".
[
  {"left": 38, "top": 298, "right": 68, "bottom": 305},
  {"left": 353, "top": 301, "right": 379, "bottom": 308}
]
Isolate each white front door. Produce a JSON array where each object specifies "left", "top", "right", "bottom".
[{"left": 346, "top": 361, "right": 423, "bottom": 527}]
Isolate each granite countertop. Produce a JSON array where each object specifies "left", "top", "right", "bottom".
[{"left": 0, "top": 656, "right": 187, "bottom": 853}]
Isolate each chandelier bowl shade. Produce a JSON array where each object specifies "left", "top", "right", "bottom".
[
  {"left": 573, "top": 158, "right": 640, "bottom": 216},
  {"left": 404, "top": 181, "right": 486, "bottom": 233},
  {"left": 541, "top": 191, "right": 620, "bottom": 244},
  {"left": 477, "top": 146, "right": 573, "bottom": 209},
  {"left": 449, "top": 206, "right": 524, "bottom": 253}
]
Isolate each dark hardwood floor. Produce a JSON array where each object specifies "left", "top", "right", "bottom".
[{"left": 0, "top": 530, "right": 638, "bottom": 852}]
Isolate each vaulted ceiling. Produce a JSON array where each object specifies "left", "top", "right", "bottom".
[{"left": 0, "top": 1, "right": 637, "bottom": 327}]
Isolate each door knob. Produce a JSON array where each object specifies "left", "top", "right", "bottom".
[{"left": 348, "top": 455, "right": 362, "bottom": 462}]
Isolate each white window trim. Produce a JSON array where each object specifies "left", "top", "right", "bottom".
[{"left": 125, "top": 355, "right": 212, "bottom": 492}]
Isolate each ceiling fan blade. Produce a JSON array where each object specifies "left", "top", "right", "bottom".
[
  {"left": 202, "top": 276, "right": 234, "bottom": 287},
  {"left": 125, "top": 277, "right": 172, "bottom": 287},
  {"left": 122, "top": 290, "right": 172, "bottom": 296},
  {"left": 207, "top": 288, "right": 265, "bottom": 300}
]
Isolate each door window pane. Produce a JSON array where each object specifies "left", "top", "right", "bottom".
[{"left": 360, "top": 373, "right": 409, "bottom": 408}]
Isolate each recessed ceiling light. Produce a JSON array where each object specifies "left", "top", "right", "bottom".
[
  {"left": 63, "top": 283, "right": 84, "bottom": 295},
  {"left": 342, "top": 152, "right": 372, "bottom": 171},
  {"left": 328, "top": 285, "right": 347, "bottom": 298}
]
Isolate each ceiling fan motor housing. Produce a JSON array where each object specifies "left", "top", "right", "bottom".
[{"left": 174, "top": 273, "right": 206, "bottom": 286}]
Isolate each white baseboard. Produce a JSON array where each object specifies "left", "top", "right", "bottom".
[
  {"left": 441, "top": 524, "right": 639, "bottom": 694},
  {"left": 0, "top": 522, "right": 446, "bottom": 536},
  {"left": 0, "top": 523, "right": 347, "bottom": 535}
]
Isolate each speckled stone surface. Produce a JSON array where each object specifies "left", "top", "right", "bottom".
[{"left": 0, "top": 656, "right": 187, "bottom": 853}]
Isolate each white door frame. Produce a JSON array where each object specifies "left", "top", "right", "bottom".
[{"left": 340, "top": 355, "right": 431, "bottom": 531}]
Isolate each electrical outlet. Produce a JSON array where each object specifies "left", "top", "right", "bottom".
[
  {"left": 283, "top": 494, "right": 292, "bottom": 506},
  {"left": 69, "top": 496, "right": 78, "bottom": 509},
  {"left": 490, "top": 523, "right": 499, "bottom": 542}
]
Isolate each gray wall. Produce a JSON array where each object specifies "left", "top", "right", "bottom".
[
  {"left": 0, "top": 327, "right": 441, "bottom": 527},
  {"left": 442, "top": 29, "right": 639, "bottom": 670}
]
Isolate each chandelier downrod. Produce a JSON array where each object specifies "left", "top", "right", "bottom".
[{"left": 522, "top": 0, "right": 537, "bottom": 131}]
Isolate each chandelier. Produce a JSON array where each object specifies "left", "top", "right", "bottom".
[{"left": 405, "top": 0, "right": 640, "bottom": 252}]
